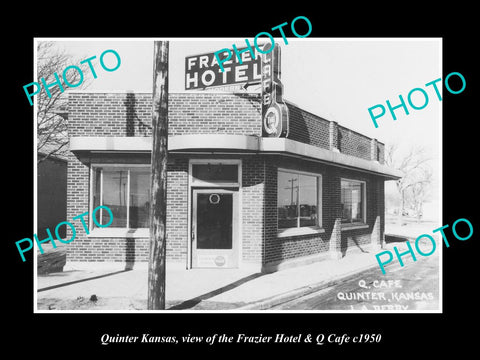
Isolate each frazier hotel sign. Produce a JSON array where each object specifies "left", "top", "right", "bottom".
[
  {"left": 185, "top": 44, "right": 289, "bottom": 137},
  {"left": 185, "top": 46, "right": 262, "bottom": 90}
]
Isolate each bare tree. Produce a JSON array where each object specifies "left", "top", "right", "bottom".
[
  {"left": 385, "top": 143, "right": 433, "bottom": 222},
  {"left": 36, "top": 41, "right": 91, "bottom": 163},
  {"left": 405, "top": 166, "right": 433, "bottom": 221}
]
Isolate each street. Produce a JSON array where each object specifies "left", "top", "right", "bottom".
[{"left": 272, "top": 249, "right": 440, "bottom": 311}]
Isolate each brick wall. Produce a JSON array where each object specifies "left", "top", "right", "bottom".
[
  {"left": 285, "top": 101, "right": 385, "bottom": 164},
  {"left": 286, "top": 103, "right": 330, "bottom": 150},
  {"left": 67, "top": 92, "right": 262, "bottom": 138},
  {"left": 66, "top": 152, "right": 189, "bottom": 263},
  {"left": 65, "top": 149, "right": 385, "bottom": 265},
  {"left": 166, "top": 157, "right": 189, "bottom": 261},
  {"left": 68, "top": 236, "right": 149, "bottom": 263},
  {"left": 377, "top": 142, "right": 385, "bottom": 164},
  {"left": 169, "top": 93, "right": 261, "bottom": 136},
  {"left": 264, "top": 156, "right": 329, "bottom": 264},
  {"left": 264, "top": 161, "right": 278, "bottom": 262},
  {"left": 66, "top": 153, "right": 152, "bottom": 263},
  {"left": 68, "top": 91, "right": 383, "bottom": 164},
  {"left": 241, "top": 157, "right": 265, "bottom": 264},
  {"left": 66, "top": 153, "right": 90, "bottom": 261},
  {"left": 67, "top": 92, "right": 152, "bottom": 137},
  {"left": 263, "top": 156, "right": 384, "bottom": 264},
  {"left": 338, "top": 125, "right": 372, "bottom": 161}
]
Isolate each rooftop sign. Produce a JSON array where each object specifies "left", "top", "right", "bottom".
[{"left": 185, "top": 47, "right": 262, "bottom": 90}]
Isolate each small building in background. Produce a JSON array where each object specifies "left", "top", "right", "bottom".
[
  {"left": 38, "top": 149, "right": 68, "bottom": 239},
  {"left": 37, "top": 149, "right": 68, "bottom": 273}
]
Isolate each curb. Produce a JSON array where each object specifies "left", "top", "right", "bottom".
[{"left": 237, "top": 261, "right": 380, "bottom": 310}]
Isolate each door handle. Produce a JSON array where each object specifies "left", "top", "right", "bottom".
[{"left": 191, "top": 227, "right": 195, "bottom": 241}]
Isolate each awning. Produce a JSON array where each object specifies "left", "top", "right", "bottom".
[{"left": 69, "top": 135, "right": 403, "bottom": 180}]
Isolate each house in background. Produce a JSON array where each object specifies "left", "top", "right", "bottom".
[{"left": 37, "top": 148, "right": 68, "bottom": 273}]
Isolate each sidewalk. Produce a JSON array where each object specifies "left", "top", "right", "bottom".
[{"left": 36, "top": 242, "right": 411, "bottom": 311}]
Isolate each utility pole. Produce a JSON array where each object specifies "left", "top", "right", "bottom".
[
  {"left": 286, "top": 178, "right": 298, "bottom": 205},
  {"left": 148, "top": 41, "right": 169, "bottom": 310}
]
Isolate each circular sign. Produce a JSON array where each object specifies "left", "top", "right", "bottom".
[
  {"left": 263, "top": 107, "right": 280, "bottom": 135},
  {"left": 209, "top": 193, "right": 220, "bottom": 204},
  {"left": 214, "top": 256, "right": 226, "bottom": 267}
]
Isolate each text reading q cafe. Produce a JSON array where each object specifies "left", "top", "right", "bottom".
[{"left": 40, "top": 26, "right": 403, "bottom": 273}]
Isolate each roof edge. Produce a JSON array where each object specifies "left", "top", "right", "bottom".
[{"left": 69, "top": 135, "right": 402, "bottom": 179}]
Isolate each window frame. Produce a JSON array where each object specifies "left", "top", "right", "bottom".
[
  {"left": 189, "top": 159, "right": 241, "bottom": 188},
  {"left": 277, "top": 168, "right": 323, "bottom": 237},
  {"left": 340, "top": 178, "right": 367, "bottom": 226},
  {"left": 89, "top": 164, "right": 151, "bottom": 238}
]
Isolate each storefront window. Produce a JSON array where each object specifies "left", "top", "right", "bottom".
[
  {"left": 102, "top": 169, "right": 128, "bottom": 227},
  {"left": 129, "top": 169, "right": 151, "bottom": 228},
  {"left": 341, "top": 179, "right": 365, "bottom": 223},
  {"left": 277, "top": 170, "right": 319, "bottom": 230},
  {"left": 93, "top": 166, "right": 151, "bottom": 229}
]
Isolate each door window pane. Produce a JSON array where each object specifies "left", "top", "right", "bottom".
[{"left": 197, "top": 193, "right": 233, "bottom": 249}]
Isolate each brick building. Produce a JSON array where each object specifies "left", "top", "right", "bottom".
[{"left": 65, "top": 90, "right": 401, "bottom": 272}]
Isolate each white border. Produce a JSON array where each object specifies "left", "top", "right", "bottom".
[
  {"left": 33, "top": 39, "right": 38, "bottom": 312},
  {"left": 438, "top": 38, "right": 443, "bottom": 314}
]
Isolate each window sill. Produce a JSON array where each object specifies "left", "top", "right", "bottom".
[
  {"left": 87, "top": 228, "right": 150, "bottom": 238},
  {"left": 277, "top": 227, "right": 325, "bottom": 238},
  {"left": 341, "top": 223, "right": 369, "bottom": 231}
]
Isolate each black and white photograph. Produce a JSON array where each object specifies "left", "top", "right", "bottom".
[
  {"left": 6, "top": 8, "right": 478, "bottom": 355},
  {"left": 32, "top": 38, "right": 442, "bottom": 312}
]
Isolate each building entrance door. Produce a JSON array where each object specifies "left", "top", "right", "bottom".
[{"left": 191, "top": 189, "right": 239, "bottom": 268}]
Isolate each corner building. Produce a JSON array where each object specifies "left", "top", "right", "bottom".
[{"left": 66, "top": 91, "right": 401, "bottom": 272}]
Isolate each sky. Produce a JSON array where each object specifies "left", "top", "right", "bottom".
[
  {"left": 45, "top": 38, "right": 441, "bottom": 147},
  {"left": 38, "top": 37, "right": 442, "bottom": 217}
]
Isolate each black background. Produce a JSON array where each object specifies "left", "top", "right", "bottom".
[{"left": 6, "top": 5, "right": 477, "bottom": 356}]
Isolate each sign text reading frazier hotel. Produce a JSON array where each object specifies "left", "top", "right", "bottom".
[
  {"left": 185, "top": 48, "right": 262, "bottom": 90},
  {"left": 185, "top": 43, "right": 288, "bottom": 138},
  {"left": 185, "top": 17, "right": 312, "bottom": 137}
]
